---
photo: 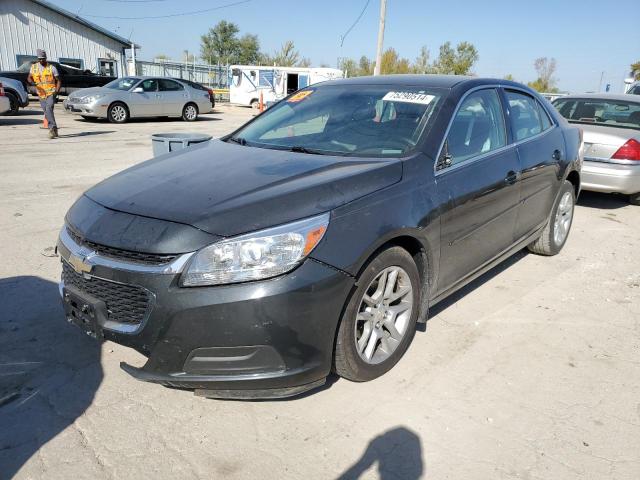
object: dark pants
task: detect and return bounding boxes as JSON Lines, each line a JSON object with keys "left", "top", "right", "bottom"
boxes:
{"left": 39, "top": 95, "right": 57, "bottom": 130}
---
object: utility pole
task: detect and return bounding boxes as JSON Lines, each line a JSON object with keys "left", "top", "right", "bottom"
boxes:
{"left": 373, "top": 0, "right": 387, "bottom": 76}
{"left": 598, "top": 71, "right": 604, "bottom": 92}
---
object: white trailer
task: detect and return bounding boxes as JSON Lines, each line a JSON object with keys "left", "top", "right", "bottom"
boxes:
{"left": 229, "top": 65, "right": 343, "bottom": 107}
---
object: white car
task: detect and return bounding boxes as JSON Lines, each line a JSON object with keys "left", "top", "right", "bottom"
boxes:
{"left": 0, "top": 83, "right": 12, "bottom": 114}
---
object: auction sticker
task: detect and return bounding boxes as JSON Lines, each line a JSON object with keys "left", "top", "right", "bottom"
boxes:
{"left": 287, "top": 90, "right": 314, "bottom": 103}
{"left": 382, "top": 91, "right": 435, "bottom": 105}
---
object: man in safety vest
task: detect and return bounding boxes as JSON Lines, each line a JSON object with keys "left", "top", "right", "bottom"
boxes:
{"left": 27, "top": 49, "right": 61, "bottom": 139}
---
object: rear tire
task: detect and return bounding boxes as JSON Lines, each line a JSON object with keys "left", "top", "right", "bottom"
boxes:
{"left": 182, "top": 103, "right": 198, "bottom": 121}
{"left": 629, "top": 193, "right": 640, "bottom": 206}
{"left": 528, "top": 180, "right": 575, "bottom": 256}
{"left": 250, "top": 99, "right": 259, "bottom": 109}
{"left": 333, "top": 247, "right": 420, "bottom": 382}
{"left": 108, "top": 102, "right": 129, "bottom": 123}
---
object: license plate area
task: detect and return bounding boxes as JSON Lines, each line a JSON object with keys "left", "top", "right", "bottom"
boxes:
{"left": 62, "top": 285, "right": 107, "bottom": 338}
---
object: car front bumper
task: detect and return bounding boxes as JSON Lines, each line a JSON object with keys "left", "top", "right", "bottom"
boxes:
{"left": 56, "top": 228, "right": 354, "bottom": 399}
{"left": 581, "top": 160, "right": 640, "bottom": 195}
{"left": 63, "top": 99, "right": 108, "bottom": 118}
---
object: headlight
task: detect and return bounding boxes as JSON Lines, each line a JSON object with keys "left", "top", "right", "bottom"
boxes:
{"left": 82, "top": 94, "right": 104, "bottom": 104}
{"left": 181, "top": 213, "right": 330, "bottom": 286}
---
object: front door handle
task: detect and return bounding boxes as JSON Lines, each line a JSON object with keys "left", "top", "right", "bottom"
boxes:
{"left": 505, "top": 171, "right": 518, "bottom": 185}
{"left": 552, "top": 149, "right": 561, "bottom": 161}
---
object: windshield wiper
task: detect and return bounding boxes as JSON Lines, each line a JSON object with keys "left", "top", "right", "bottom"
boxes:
{"left": 289, "top": 145, "right": 322, "bottom": 154}
{"left": 227, "top": 136, "right": 247, "bottom": 145}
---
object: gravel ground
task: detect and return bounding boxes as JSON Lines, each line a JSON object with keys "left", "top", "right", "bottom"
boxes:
{"left": 0, "top": 103, "right": 639, "bottom": 480}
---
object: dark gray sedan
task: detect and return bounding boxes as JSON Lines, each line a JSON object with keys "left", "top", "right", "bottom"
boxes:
{"left": 63, "top": 76, "right": 213, "bottom": 123}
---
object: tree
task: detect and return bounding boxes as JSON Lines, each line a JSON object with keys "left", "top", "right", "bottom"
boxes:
{"left": 358, "top": 56, "right": 373, "bottom": 76}
{"left": 297, "top": 57, "right": 312, "bottom": 68}
{"left": 154, "top": 53, "right": 170, "bottom": 62}
{"left": 201, "top": 21, "right": 241, "bottom": 65}
{"left": 413, "top": 46, "right": 430, "bottom": 74}
{"left": 183, "top": 50, "right": 196, "bottom": 63}
{"left": 503, "top": 74, "right": 515, "bottom": 81}
{"left": 631, "top": 60, "right": 640, "bottom": 81}
{"left": 379, "top": 48, "right": 412, "bottom": 74}
{"left": 272, "top": 41, "right": 299, "bottom": 67}
{"left": 339, "top": 58, "right": 358, "bottom": 77}
{"left": 527, "top": 57, "right": 558, "bottom": 92}
{"left": 431, "top": 41, "right": 478, "bottom": 75}
{"left": 236, "top": 34, "right": 260, "bottom": 64}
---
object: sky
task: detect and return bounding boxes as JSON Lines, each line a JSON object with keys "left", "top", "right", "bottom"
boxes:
{"left": 53, "top": 0, "right": 639, "bottom": 93}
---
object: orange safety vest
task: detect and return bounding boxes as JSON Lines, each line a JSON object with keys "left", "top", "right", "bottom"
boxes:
{"left": 30, "top": 63, "right": 57, "bottom": 98}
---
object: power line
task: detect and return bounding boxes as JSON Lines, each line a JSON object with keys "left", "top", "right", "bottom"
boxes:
{"left": 340, "top": 0, "right": 371, "bottom": 48}
{"left": 83, "top": 0, "right": 253, "bottom": 19}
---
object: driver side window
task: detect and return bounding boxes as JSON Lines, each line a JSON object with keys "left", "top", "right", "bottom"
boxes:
{"left": 444, "top": 89, "right": 506, "bottom": 166}
{"left": 140, "top": 79, "right": 158, "bottom": 92}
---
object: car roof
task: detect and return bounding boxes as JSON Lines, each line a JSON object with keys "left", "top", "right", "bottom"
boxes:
{"left": 557, "top": 93, "right": 640, "bottom": 103}
{"left": 320, "top": 74, "right": 517, "bottom": 89}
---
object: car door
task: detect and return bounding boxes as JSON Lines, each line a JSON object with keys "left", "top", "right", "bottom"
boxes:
{"left": 129, "top": 79, "right": 162, "bottom": 117}
{"left": 158, "top": 79, "right": 188, "bottom": 115}
{"left": 436, "top": 88, "right": 521, "bottom": 293}
{"left": 504, "top": 89, "right": 565, "bottom": 240}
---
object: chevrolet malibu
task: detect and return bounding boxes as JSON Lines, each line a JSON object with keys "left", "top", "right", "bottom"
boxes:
{"left": 58, "top": 76, "right": 582, "bottom": 399}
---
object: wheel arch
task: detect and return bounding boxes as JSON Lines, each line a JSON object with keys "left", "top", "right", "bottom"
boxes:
{"left": 566, "top": 169, "right": 580, "bottom": 198}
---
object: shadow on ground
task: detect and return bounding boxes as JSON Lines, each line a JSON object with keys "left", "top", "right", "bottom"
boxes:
{"left": 75, "top": 115, "right": 221, "bottom": 124}
{"left": 0, "top": 276, "right": 102, "bottom": 479}
{"left": 0, "top": 118, "right": 42, "bottom": 126}
{"left": 337, "top": 427, "right": 424, "bottom": 479}
{"left": 57, "top": 131, "right": 115, "bottom": 139}
{"left": 577, "top": 190, "right": 630, "bottom": 210}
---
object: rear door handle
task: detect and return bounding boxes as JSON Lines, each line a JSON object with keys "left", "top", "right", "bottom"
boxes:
{"left": 552, "top": 149, "right": 561, "bottom": 161}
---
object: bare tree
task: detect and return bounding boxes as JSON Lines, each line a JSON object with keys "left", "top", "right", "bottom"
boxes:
{"left": 529, "top": 57, "right": 558, "bottom": 92}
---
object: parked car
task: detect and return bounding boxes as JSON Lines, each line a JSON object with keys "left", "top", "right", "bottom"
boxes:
{"left": 0, "top": 60, "right": 116, "bottom": 96}
{"left": 553, "top": 94, "right": 640, "bottom": 204}
{"left": 174, "top": 78, "right": 216, "bottom": 109}
{"left": 0, "top": 83, "right": 11, "bottom": 114}
{"left": 63, "top": 76, "right": 213, "bottom": 123}
{"left": 0, "top": 76, "right": 29, "bottom": 115}
{"left": 57, "top": 76, "right": 582, "bottom": 399}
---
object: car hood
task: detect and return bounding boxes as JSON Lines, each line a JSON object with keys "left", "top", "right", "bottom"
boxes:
{"left": 85, "top": 139, "right": 403, "bottom": 237}
{"left": 69, "top": 87, "right": 109, "bottom": 99}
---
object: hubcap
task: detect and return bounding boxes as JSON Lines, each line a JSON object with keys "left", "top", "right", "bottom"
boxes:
{"left": 112, "top": 106, "right": 126, "bottom": 122}
{"left": 354, "top": 266, "right": 413, "bottom": 365}
{"left": 185, "top": 106, "right": 196, "bottom": 119}
{"left": 553, "top": 191, "right": 574, "bottom": 245}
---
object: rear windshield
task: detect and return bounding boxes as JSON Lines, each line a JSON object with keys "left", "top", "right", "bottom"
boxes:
{"left": 104, "top": 77, "right": 140, "bottom": 90}
{"left": 229, "top": 85, "right": 444, "bottom": 157}
{"left": 553, "top": 98, "right": 640, "bottom": 130}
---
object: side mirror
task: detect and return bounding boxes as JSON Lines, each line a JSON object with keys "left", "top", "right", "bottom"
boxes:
{"left": 131, "top": 87, "right": 143, "bottom": 93}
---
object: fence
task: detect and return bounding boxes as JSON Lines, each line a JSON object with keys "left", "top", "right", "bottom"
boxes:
{"left": 127, "top": 59, "right": 230, "bottom": 101}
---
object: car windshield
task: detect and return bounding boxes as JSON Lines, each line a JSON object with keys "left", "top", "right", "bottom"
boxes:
{"left": 104, "top": 77, "right": 140, "bottom": 91}
{"left": 229, "top": 85, "right": 444, "bottom": 157}
{"left": 553, "top": 97, "right": 640, "bottom": 130}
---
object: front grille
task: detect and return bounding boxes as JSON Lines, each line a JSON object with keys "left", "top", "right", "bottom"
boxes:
{"left": 62, "top": 262, "right": 151, "bottom": 326}
{"left": 67, "top": 227, "right": 177, "bottom": 265}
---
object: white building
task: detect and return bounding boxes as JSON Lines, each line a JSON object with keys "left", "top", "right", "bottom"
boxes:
{"left": 0, "top": 0, "right": 136, "bottom": 77}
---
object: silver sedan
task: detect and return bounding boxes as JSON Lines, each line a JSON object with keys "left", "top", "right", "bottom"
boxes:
{"left": 63, "top": 76, "right": 213, "bottom": 123}
{"left": 553, "top": 93, "right": 640, "bottom": 205}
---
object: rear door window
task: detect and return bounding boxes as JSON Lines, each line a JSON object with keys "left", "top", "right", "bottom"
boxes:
{"left": 159, "top": 79, "right": 184, "bottom": 91}
{"left": 445, "top": 88, "right": 507, "bottom": 165}
{"left": 505, "top": 90, "right": 543, "bottom": 141}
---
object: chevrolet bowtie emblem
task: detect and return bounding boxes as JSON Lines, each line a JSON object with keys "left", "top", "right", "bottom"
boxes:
{"left": 68, "top": 252, "right": 93, "bottom": 274}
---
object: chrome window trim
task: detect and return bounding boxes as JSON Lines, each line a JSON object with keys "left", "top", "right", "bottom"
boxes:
{"left": 57, "top": 226, "right": 195, "bottom": 275}
{"left": 434, "top": 84, "right": 559, "bottom": 177}
{"left": 584, "top": 155, "right": 640, "bottom": 166}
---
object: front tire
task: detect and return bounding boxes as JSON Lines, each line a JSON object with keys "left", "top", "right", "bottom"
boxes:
{"left": 108, "top": 102, "right": 129, "bottom": 123}
{"left": 182, "top": 103, "right": 198, "bottom": 121}
{"left": 629, "top": 192, "right": 640, "bottom": 206}
{"left": 528, "top": 180, "right": 575, "bottom": 256}
{"left": 334, "top": 247, "right": 420, "bottom": 382}
{"left": 2, "top": 91, "right": 19, "bottom": 115}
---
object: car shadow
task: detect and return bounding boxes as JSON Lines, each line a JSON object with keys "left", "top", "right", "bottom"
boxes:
{"left": 337, "top": 426, "right": 424, "bottom": 479}
{"left": 576, "top": 190, "right": 630, "bottom": 210}
{"left": 0, "top": 118, "right": 43, "bottom": 126}
{"left": 0, "top": 276, "right": 102, "bottom": 478}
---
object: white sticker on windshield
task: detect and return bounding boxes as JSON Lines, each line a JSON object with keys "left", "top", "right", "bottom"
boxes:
{"left": 382, "top": 91, "right": 435, "bottom": 105}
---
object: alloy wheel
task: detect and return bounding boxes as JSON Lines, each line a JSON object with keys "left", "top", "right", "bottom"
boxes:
{"left": 111, "top": 105, "right": 126, "bottom": 122}
{"left": 184, "top": 105, "right": 197, "bottom": 120}
{"left": 354, "top": 266, "right": 413, "bottom": 365}
{"left": 553, "top": 191, "right": 573, "bottom": 246}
